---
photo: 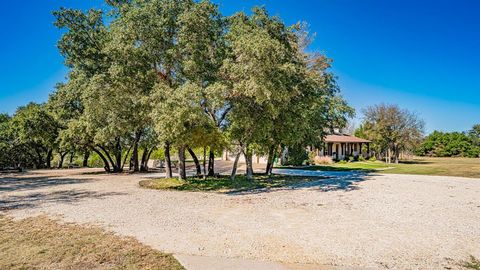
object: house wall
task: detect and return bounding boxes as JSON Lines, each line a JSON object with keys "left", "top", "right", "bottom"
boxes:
{"left": 318, "top": 142, "right": 367, "bottom": 160}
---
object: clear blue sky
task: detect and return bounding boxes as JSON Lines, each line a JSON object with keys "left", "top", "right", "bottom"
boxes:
{"left": 1, "top": 0, "right": 479, "bottom": 133}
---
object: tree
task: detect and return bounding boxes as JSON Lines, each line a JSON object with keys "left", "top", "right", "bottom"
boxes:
{"left": 357, "top": 104, "right": 424, "bottom": 163}
{"left": 1, "top": 1, "right": 354, "bottom": 176}
{"left": 150, "top": 82, "right": 212, "bottom": 179}
{"left": 8, "top": 103, "right": 59, "bottom": 168}
{"left": 416, "top": 130, "right": 480, "bottom": 158}
{"left": 469, "top": 124, "right": 480, "bottom": 148}
{"left": 224, "top": 8, "right": 353, "bottom": 178}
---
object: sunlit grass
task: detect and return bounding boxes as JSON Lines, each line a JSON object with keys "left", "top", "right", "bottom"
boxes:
{"left": 139, "top": 174, "right": 327, "bottom": 193}
{"left": 0, "top": 215, "right": 184, "bottom": 270}
{"left": 278, "top": 157, "right": 480, "bottom": 178}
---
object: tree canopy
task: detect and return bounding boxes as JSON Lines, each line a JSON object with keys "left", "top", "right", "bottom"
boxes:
{"left": 1, "top": 0, "right": 355, "bottom": 178}
{"left": 355, "top": 104, "right": 424, "bottom": 163}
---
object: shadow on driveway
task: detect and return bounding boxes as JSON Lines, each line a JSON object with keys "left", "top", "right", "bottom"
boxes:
{"left": 0, "top": 176, "right": 93, "bottom": 192}
{"left": 226, "top": 169, "right": 375, "bottom": 195}
{"left": 0, "top": 189, "right": 126, "bottom": 211}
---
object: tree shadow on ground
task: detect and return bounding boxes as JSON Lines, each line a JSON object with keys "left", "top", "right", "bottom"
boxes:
{"left": 226, "top": 172, "right": 373, "bottom": 195}
{"left": 0, "top": 189, "right": 126, "bottom": 211}
{"left": 0, "top": 176, "right": 93, "bottom": 192}
{"left": 140, "top": 172, "right": 374, "bottom": 195}
{"left": 398, "top": 160, "right": 432, "bottom": 165}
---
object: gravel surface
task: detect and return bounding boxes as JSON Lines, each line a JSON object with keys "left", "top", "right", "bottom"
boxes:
{"left": 1, "top": 166, "right": 479, "bottom": 269}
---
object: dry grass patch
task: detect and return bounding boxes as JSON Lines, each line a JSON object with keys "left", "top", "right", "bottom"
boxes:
{"left": 0, "top": 215, "right": 184, "bottom": 270}
{"left": 463, "top": 256, "right": 480, "bottom": 270}
{"left": 280, "top": 157, "right": 480, "bottom": 178}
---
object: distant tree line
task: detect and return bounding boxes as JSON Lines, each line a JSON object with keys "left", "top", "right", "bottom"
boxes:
{"left": 0, "top": 0, "right": 354, "bottom": 179}
{"left": 415, "top": 125, "right": 480, "bottom": 158}
{"left": 354, "top": 104, "right": 480, "bottom": 161}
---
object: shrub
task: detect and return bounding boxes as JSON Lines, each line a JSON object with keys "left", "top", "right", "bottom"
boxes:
{"left": 348, "top": 156, "right": 355, "bottom": 162}
{"left": 314, "top": 155, "right": 333, "bottom": 165}
{"left": 338, "top": 160, "right": 347, "bottom": 164}
{"left": 285, "top": 145, "right": 308, "bottom": 166}
{"left": 358, "top": 155, "right": 365, "bottom": 161}
{"left": 308, "top": 151, "right": 316, "bottom": 164}
{"left": 369, "top": 156, "right": 377, "bottom": 162}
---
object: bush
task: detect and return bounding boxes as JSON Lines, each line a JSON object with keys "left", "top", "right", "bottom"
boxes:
{"left": 314, "top": 155, "right": 333, "bottom": 165}
{"left": 308, "top": 151, "right": 316, "bottom": 164}
{"left": 358, "top": 155, "right": 365, "bottom": 161}
{"left": 338, "top": 160, "right": 347, "bottom": 164}
{"left": 285, "top": 145, "right": 308, "bottom": 166}
{"left": 369, "top": 156, "right": 377, "bottom": 162}
{"left": 348, "top": 156, "right": 355, "bottom": 162}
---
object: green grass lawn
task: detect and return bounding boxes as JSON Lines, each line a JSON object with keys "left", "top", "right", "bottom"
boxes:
{"left": 139, "top": 174, "right": 327, "bottom": 193}
{"left": 278, "top": 157, "right": 480, "bottom": 178}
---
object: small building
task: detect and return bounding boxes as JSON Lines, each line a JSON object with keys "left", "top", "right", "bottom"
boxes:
{"left": 316, "top": 133, "right": 371, "bottom": 160}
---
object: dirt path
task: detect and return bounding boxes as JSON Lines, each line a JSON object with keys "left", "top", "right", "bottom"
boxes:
{"left": 1, "top": 166, "right": 479, "bottom": 269}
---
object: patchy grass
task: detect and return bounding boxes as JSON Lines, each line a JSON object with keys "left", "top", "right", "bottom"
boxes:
{"left": 462, "top": 256, "right": 480, "bottom": 269}
{"left": 278, "top": 157, "right": 480, "bottom": 178}
{"left": 0, "top": 215, "right": 184, "bottom": 270}
{"left": 139, "top": 174, "right": 327, "bottom": 193}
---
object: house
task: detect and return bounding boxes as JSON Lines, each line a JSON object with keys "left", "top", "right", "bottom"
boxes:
{"left": 315, "top": 133, "right": 371, "bottom": 160}
{"left": 221, "top": 133, "right": 372, "bottom": 164}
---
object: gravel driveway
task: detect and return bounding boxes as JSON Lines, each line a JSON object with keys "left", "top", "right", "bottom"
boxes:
{"left": 1, "top": 167, "right": 479, "bottom": 269}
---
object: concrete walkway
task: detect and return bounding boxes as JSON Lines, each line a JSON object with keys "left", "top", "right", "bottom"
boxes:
{"left": 174, "top": 254, "right": 369, "bottom": 270}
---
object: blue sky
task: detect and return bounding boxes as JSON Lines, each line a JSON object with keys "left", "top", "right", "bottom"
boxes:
{"left": 0, "top": 0, "right": 479, "bottom": 133}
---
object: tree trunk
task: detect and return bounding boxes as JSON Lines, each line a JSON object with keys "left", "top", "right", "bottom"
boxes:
{"left": 164, "top": 142, "right": 172, "bottom": 178}
{"left": 267, "top": 148, "right": 277, "bottom": 176}
{"left": 46, "top": 149, "right": 53, "bottom": 169}
{"left": 114, "top": 138, "right": 122, "bottom": 172}
{"left": 207, "top": 149, "right": 215, "bottom": 176}
{"left": 35, "top": 149, "right": 44, "bottom": 169}
{"left": 230, "top": 151, "right": 241, "bottom": 181}
{"left": 121, "top": 143, "right": 133, "bottom": 171}
{"left": 202, "top": 146, "right": 207, "bottom": 179}
{"left": 92, "top": 147, "right": 111, "bottom": 172}
{"left": 177, "top": 145, "right": 186, "bottom": 180}
{"left": 132, "top": 141, "right": 139, "bottom": 172}
{"left": 187, "top": 147, "right": 201, "bottom": 176}
{"left": 98, "top": 145, "right": 115, "bottom": 171}
{"left": 82, "top": 150, "right": 90, "bottom": 167}
{"left": 131, "top": 131, "right": 142, "bottom": 172}
{"left": 57, "top": 152, "right": 67, "bottom": 169}
{"left": 140, "top": 148, "right": 149, "bottom": 172}
{"left": 69, "top": 151, "right": 75, "bottom": 164}
{"left": 265, "top": 145, "right": 275, "bottom": 175}
{"left": 244, "top": 147, "right": 254, "bottom": 180}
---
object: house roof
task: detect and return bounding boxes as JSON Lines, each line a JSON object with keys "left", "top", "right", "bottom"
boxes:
{"left": 324, "top": 134, "right": 371, "bottom": 143}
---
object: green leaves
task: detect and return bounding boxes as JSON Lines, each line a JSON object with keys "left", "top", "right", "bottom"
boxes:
{"left": 1, "top": 1, "right": 355, "bottom": 171}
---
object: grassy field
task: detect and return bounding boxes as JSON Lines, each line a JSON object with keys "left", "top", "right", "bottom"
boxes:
{"left": 279, "top": 157, "right": 480, "bottom": 178}
{"left": 139, "top": 174, "right": 326, "bottom": 193}
{"left": 0, "top": 215, "right": 184, "bottom": 270}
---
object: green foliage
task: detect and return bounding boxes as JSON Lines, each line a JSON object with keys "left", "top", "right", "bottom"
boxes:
{"left": 2, "top": 1, "right": 355, "bottom": 175}
{"left": 285, "top": 145, "right": 308, "bottom": 166}
{"left": 139, "top": 174, "right": 326, "bottom": 193}
{"left": 462, "top": 255, "right": 480, "bottom": 270}
{"left": 3, "top": 103, "right": 59, "bottom": 168}
{"left": 416, "top": 130, "right": 480, "bottom": 158}
{"left": 356, "top": 104, "right": 424, "bottom": 163}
